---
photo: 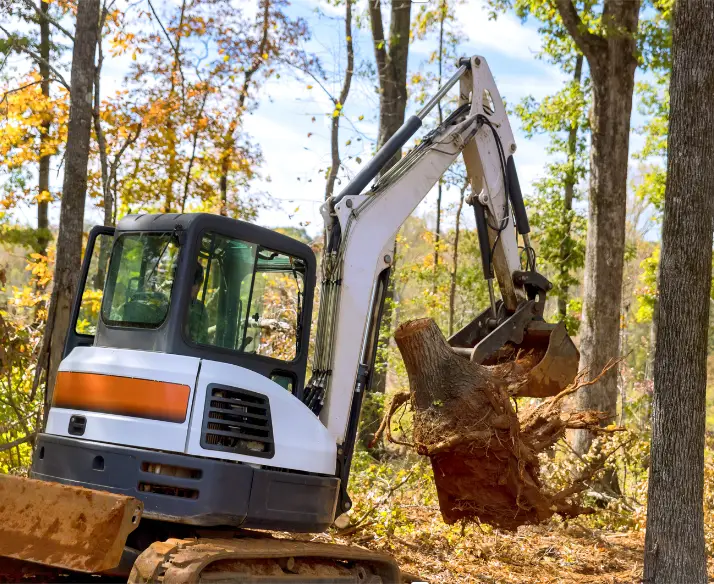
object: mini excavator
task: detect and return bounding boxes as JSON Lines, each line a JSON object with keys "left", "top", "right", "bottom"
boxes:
{"left": 0, "top": 56, "right": 578, "bottom": 582}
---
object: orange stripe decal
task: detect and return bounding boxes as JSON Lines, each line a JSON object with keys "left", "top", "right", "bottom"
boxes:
{"left": 53, "top": 372, "right": 191, "bottom": 423}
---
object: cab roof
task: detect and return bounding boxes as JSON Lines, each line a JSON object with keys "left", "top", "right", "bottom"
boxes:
{"left": 117, "top": 213, "right": 315, "bottom": 262}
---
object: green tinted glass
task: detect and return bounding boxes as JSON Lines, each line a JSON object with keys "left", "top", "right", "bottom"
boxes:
{"left": 75, "top": 232, "right": 113, "bottom": 336}
{"left": 101, "top": 233, "right": 179, "bottom": 328}
{"left": 189, "top": 232, "right": 257, "bottom": 350}
{"left": 188, "top": 232, "right": 305, "bottom": 361}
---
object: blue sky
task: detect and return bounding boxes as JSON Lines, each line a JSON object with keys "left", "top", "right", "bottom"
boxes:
{"left": 7, "top": 0, "right": 653, "bottom": 236}
{"left": 238, "top": 0, "right": 568, "bottom": 236}
{"left": 234, "top": 0, "right": 651, "bottom": 237}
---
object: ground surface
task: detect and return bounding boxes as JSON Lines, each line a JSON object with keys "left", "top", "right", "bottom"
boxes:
{"left": 4, "top": 522, "right": 713, "bottom": 583}
{"left": 309, "top": 525, "right": 645, "bottom": 583}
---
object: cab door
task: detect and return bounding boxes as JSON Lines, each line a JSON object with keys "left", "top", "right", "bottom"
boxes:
{"left": 63, "top": 226, "right": 115, "bottom": 359}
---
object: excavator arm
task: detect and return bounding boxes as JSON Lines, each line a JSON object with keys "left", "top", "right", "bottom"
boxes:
{"left": 304, "top": 55, "right": 579, "bottom": 515}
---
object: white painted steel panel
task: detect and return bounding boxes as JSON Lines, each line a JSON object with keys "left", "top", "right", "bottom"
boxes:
{"left": 46, "top": 346, "right": 200, "bottom": 452}
{"left": 186, "top": 359, "right": 336, "bottom": 475}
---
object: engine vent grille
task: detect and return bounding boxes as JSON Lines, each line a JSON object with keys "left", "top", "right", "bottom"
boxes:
{"left": 200, "top": 384, "right": 274, "bottom": 459}
{"left": 138, "top": 482, "right": 199, "bottom": 499}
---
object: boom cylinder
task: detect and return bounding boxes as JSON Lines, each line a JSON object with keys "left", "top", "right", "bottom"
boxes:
{"left": 332, "top": 63, "right": 469, "bottom": 205}
{"left": 506, "top": 156, "right": 530, "bottom": 235}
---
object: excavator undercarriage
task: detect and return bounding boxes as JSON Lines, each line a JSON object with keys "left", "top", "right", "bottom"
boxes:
{"left": 129, "top": 538, "right": 401, "bottom": 583}
{"left": 0, "top": 476, "right": 401, "bottom": 583}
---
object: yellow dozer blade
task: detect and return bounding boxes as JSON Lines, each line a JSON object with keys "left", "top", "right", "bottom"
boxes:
{"left": 0, "top": 474, "right": 142, "bottom": 573}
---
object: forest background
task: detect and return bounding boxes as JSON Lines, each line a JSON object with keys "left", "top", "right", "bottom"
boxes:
{"left": 0, "top": 0, "right": 703, "bottom": 581}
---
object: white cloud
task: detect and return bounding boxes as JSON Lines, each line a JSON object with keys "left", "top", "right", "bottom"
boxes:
{"left": 456, "top": 1, "right": 543, "bottom": 62}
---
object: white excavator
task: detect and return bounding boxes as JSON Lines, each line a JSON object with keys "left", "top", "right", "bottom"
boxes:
{"left": 0, "top": 56, "right": 578, "bottom": 582}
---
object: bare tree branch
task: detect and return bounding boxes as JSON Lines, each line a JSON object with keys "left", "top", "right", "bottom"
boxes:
{"left": 219, "top": 0, "right": 272, "bottom": 215}
{"left": 0, "top": 80, "right": 43, "bottom": 107}
{"left": 93, "top": 2, "right": 111, "bottom": 224}
{"left": 19, "top": 0, "right": 75, "bottom": 40}
{"left": 0, "top": 24, "right": 70, "bottom": 90}
{"left": 325, "top": 0, "right": 354, "bottom": 199}
{"left": 554, "top": 0, "right": 606, "bottom": 61}
{"left": 181, "top": 88, "right": 209, "bottom": 212}
{"left": 109, "top": 122, "right": 142, "bottom": 210}
{"left": 146, "top": 0, "right": 178, "bottom": 54}
{"left": 147, "top": 0, "right": 188, "bottom": 109}
{"left": 367, "top": 0, "right": 388, "bottom": 93}
{"left": 337, "top": 469, "right": 415, "bottom": 534}
{"left": 0, "top": 434, "right": 36, "bottom": 453}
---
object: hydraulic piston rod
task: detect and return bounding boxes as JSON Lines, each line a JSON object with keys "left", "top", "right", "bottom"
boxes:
{"left": 332, "top": 62, "right": 469, "bottom": 205}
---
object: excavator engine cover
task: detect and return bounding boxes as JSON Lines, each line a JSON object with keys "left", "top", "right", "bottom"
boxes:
{"left": 0, "top": 474, "right": 143, "bottom": 574}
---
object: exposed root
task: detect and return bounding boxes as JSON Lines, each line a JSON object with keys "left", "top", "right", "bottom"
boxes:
{"left": 387, "top": 318, "right": 624, "bottom": 531}
{"left": 369, "top": 392, "right": 410, "bottom": 449}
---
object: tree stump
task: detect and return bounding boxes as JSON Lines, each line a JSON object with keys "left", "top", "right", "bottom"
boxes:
{"left": 393, "top": 318, "right": 611, "bottom": 530}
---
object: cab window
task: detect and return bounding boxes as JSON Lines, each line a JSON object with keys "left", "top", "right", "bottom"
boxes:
{"left": 101, "top": 232, "right": 179, "bottom": 328}
{"left": 188, "top": 231, "right": 305, "bottom": 361}
{"left": 75, "top": 231, "right": 113, "bottom": 335}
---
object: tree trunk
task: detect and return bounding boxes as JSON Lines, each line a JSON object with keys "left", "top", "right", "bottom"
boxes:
{"left": 92, "top": 9, "right": 111, "bottom": 227}
{"left": 368, "top": 0, "right": 411, "bottom": 167}
{"left": 37, "top": 0, "right": 51, "bottom": 255}
{"left": 448, "top": 180, "right": 467, "bottom": 336}
{"left": 367, "top": 0, "right": 412, "bottom": 394}
{"left": 325, "top": 0, "right": 353, "bottom": 200}
{"left": 557, "top": 54, "right": 583, "bottom": 321}
{"left": 643, "top": 3, "right": 714, "bottom": 580}
{"left": 432, "top": 0, "right": 445, "bottom": 293}
{"left": 555, "top": 0, "right": 641, "bottom": 455}
{"left": 392, "top": 318, "right": 610, "bottom": 529}
{"left": 92, "top": 17, "right": 112, "bottom": 291}
{"left": 180, "top": 90, "right": 208, "bottom": 213}
{"left": 107, "top": 123, "right": 141, "bottom": 225}
{"left": 160, "top": 0, "right": 186, "bottom": 215}
{"left": 645, "top": 261, "right": 660, "bottom": 383}
{"left": 43, "top": 0, "right": 100, "bottom": 410}
{"left": 219, "top": 0, "right": 271, "bottom": 216}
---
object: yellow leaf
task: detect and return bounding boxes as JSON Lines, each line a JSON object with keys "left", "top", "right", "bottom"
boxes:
{"left": 262, "top": 53, "right": 268, "bottom": 59}
{"left": 307, "top": 85, "right": 313, "bottom": 90}
{"left": 358, "top": 114, "right": 364, "bottom": 121}
{"left": 223, "top": 54, "right": 229, "bottom": 62}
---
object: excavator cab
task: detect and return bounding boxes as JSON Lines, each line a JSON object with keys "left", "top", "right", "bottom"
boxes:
{"left": 64, "top": 214, "right": 315, "bottom": 394}
{"left": 8, "top": 213, "right": 358, "bottom": 574}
